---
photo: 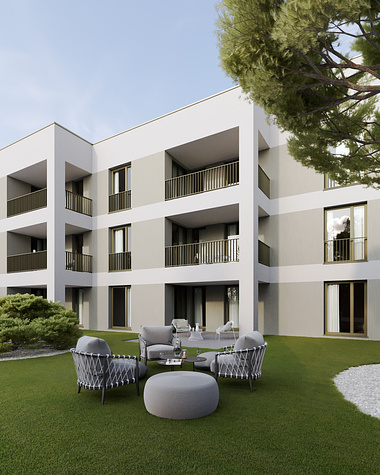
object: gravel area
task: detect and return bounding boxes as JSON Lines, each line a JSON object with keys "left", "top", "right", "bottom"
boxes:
{"left": 334, "top": 364, "right": 380, "bottom": 420}
{"left": 0, "top": 347, "right": 69, "bottom": 361}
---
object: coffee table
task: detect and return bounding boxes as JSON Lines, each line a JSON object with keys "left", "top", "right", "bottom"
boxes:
{"left": 158, "top": 353, "right": 206, "bottom": 371}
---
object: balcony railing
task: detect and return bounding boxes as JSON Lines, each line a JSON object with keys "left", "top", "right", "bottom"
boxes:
{"left": 324, "top": 237, "right": 367, "bottom": 263}
{"left": 7, "top": 250, "right": 47, "bottom": 273}
{"left": 7, "top": 188, "right": 47, "bottom": 217}
{"left": 258, "top": 166, "right": 270, "bottom": 198}
{"left": 109, "top": 190, "right": 131, "bottom": 212}
{"left": 109, "top": 251, "right": 132, "bottom": 271}
{"left": 65, "top": 190, "right": 92, "bottom": 216}
{"left": 165, "top": 238, "right": 239, "bottom": 267}
{"left": 258, "top": 240, "right": 270, "bottom": 266}
{"left": 165, "top": 161, "right": 239, "bottom": 200}
{"left": 65, "top": 251, "right": 92, "bottom": 273}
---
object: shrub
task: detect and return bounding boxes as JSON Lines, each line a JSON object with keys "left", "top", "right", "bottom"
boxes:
{"left": 0, "top": 294, "right": 82, "bottom": 351}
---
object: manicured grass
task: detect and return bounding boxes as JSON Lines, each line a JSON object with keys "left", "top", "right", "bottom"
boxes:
{"left": 1, "top": 331, "right": 380, "bottom": 474}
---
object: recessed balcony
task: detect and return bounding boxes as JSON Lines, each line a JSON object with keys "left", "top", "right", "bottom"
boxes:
{"left": 65, "top": 190, "right": 92, "bottom": 216}
{"left": 7, "top": 188, "right": 47, "bottom": 217}
{"left": 165, "top": 238, "right": 239, "bottom": 267}
{"left": 165, "top": 161, "right": 239, "bottom": 200}
{"left": 65, "top": 251, "right": 92, "bottom": 273}
{"left": 7, "top": 250, "right": 47, "bottom": 273}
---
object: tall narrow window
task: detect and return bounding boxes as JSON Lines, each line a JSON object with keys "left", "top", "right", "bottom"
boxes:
{"left": 325, "top": 282, "right": 366, "bottom": 336}
{"left": 111, "top": 286, "right": 131, "bottom": 329}
{"left": 110, "top": 164, "right": 131, "bottom": 212}
{"left": 325, "top": 204, "right": 366, "bottom": 263}
{"left": 227, "top": 286, "right": 239, "bottom": 328}
{"left": 109, "top": 225, "right": 131, "bottom": 271}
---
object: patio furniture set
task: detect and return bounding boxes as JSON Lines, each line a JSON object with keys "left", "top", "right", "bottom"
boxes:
{"left": 70, "top": 323, "right": 267, "bottom": 419}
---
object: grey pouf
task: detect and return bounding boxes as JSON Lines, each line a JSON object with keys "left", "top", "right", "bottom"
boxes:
{"left": 143, "top": 371, "right": 219, "bottom": 419}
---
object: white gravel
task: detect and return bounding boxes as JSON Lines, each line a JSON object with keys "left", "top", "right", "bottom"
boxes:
{"left": 334, "top": 364, "right": 380, "bottom": 419}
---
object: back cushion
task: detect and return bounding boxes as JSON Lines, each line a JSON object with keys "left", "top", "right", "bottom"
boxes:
{"left": 141, "top": 325, "right": 173, "bottom": 345}
{"left": 234, "top": 332, "right": 264, "bottom": 351}
{"left": 76, "top": 336, "right": 112, "bottom": 355}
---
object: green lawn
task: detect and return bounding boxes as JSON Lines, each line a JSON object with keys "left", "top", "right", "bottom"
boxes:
{"left": 1, "top": 332, "right": 379, "bottom": 474}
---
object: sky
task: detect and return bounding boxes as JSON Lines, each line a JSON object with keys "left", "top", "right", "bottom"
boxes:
{"left": 0, "top": 0, "right": 234, "bottom": 149}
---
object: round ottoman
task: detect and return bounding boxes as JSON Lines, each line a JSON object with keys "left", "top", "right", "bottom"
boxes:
{"left": 143, "top": 371, "right": 219, "bottom": 419}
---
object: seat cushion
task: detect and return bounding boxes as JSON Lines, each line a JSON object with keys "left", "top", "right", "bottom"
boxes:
{"left": 141, "top": 325, "right": 173, "bottom": 345}
{"left": 76, "top": 336, "right": 112, "bottom": 355}
{"left": 146, "top": 344, "right": 174, "bottom": 360}
{"left": 210, "top": 354, "right": 235, "bottom": 373}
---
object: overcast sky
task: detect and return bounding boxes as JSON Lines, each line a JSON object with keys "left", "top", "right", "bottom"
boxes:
{"left": 0, "top": 0, "right": 234, "bottom": 149}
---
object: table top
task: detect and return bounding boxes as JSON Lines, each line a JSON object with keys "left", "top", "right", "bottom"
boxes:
{"left": 158, "top": 353, "right": 206, "bottom": 364}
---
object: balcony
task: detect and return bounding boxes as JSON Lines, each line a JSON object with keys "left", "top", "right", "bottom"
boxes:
{"left": 324, "top": 237, "right": 367, "bottom": 263}
{"left": 65, "top": 190, "right": 92, "bottom": 216}
{"left": 109, "top": 251, "right": 132, "bottom": 271}
{"left": 165, "top": 161, "right": 239, "bottom": 200}
{"left": 258, "top": 166, "right": 270, "bottom": 198}
{"left": 109, "top": 190, "right": 131, "bottom": 213}
{"left": 258, "top": 240, "right": 270, "bottom": 266}
{"left": 7, "top": 188, "right": 47, "bottom": 217}
{"left": 7, "top": 250, "right": 47, "bottom": 273}
{"left": 65, "top": 251, "right": 92, "bottom": 273}
{"left": 165, "top": 238, "right": 239, "bottom": 267}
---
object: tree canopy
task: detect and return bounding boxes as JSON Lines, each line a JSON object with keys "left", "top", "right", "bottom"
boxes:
{"left": 216, "top": 0, "right": 380, "bottom": 186}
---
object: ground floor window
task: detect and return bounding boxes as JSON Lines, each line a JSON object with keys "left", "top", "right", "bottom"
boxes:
{"left": 72, "top": 288, "right": 84, "bottom": 326}
{"left": 111, "top": 286, "right": 131, "bottom": 329}
{"left": 226, "top": 286, "right": 239, "bottom": 328}
{"left": 325, "top": 281, "right": 366, "bottom": 336}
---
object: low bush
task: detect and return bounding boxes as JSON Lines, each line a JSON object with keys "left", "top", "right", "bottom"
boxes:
{"left": 0, "top": 294, "right": 82, "bottom": 352}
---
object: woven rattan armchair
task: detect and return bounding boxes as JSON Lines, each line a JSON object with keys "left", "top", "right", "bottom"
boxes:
{"left": 210, "top": 332, "right": 267, "bottom": 392}
{"left": 71, "top": 336, "right": 142, "bottom": 404}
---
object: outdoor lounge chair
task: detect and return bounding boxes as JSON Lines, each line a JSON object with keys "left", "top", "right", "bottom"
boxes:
{"left": 171, "top": 319, "right": 191, "bottom": 333}
{"left": 210, "top": 331, "right": 267, "bottom": 392}
{"left": 71, "top": 336, "right": 146, "bottom": 404}
{"left": 215, "top": 320, "right": 235, "bottom": 340}
{"left": 138, "top": 325, "right": 175, "bottom": 364}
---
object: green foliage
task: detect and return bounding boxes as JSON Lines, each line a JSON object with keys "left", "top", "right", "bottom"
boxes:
{"left": 216, "top": 0, "right": 380, "bottom": 187}
{"left": 0, "top": 294, "right": 81, "bottom": 351}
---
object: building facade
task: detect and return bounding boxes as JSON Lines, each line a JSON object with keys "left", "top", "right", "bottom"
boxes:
{"left": 1, "top": 86, "right": 379, "bottom": 340}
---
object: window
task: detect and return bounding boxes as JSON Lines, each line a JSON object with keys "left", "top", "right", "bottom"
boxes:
{"left": 325, "top": 204, "right": 366, "bottom": 263}
{"left": 109, "top": 164, "right": 131, "bottom": 211}
{"left": 111, "top": 286, "right": 131, "bottom": 329}
{"left": 109, "top": 225, "right": 131, "bottom": 271}
{"left": 325, "top": 282, "right": 366, "bottom": 336}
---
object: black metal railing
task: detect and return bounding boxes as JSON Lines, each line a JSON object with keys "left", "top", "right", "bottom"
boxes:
{"left": 7, "top": 188, "right": 47, "bottom": 217}
{"left": 324, "top": 237, "right": 367, "bottom": 263}
{"left": 109, "top": 251, "right": 132, "bottom": 271}
{"left": 109, "top": 190, "right": 131, "bottom": 212}
{"left": 165, "top": 238, "right": 239, "bottom": 267}
{"left": 65, "top": 190, "right": 92, "bottom": 216}
{"left": 65, "top": 251, "right": 92, "bottom": 273}
{"left": 7, "top": 250, "right": 47, "bottom": 273}
{"left": 258, "top": 240, "right": 270, "bottom": 266}
{"left": 165, "top": 161, "right": 239, "bottom": 200}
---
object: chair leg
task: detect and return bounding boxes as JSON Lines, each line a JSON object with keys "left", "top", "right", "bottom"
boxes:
{"left": 77, "top": 385, "right": 81, "bottom": 394}
{"left": 101, "top": 386, "right": 106, "bottom": 405}
{"left": 248, "top": 375, "right": 253, "bottom": 393}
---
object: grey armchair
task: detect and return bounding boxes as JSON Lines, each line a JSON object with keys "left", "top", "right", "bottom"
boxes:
{"left": 71, "top": 336, "right": 147, "bottom": 404}
{"left": 210, "top": 331, "right": 267, "bottom": 392}
{"left": 138, "top": 325, "right": 175, "bottom": 364}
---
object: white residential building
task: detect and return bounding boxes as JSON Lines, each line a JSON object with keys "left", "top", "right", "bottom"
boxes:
{"left": 1, "top": 86, "right": 379, "bottom": 340}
